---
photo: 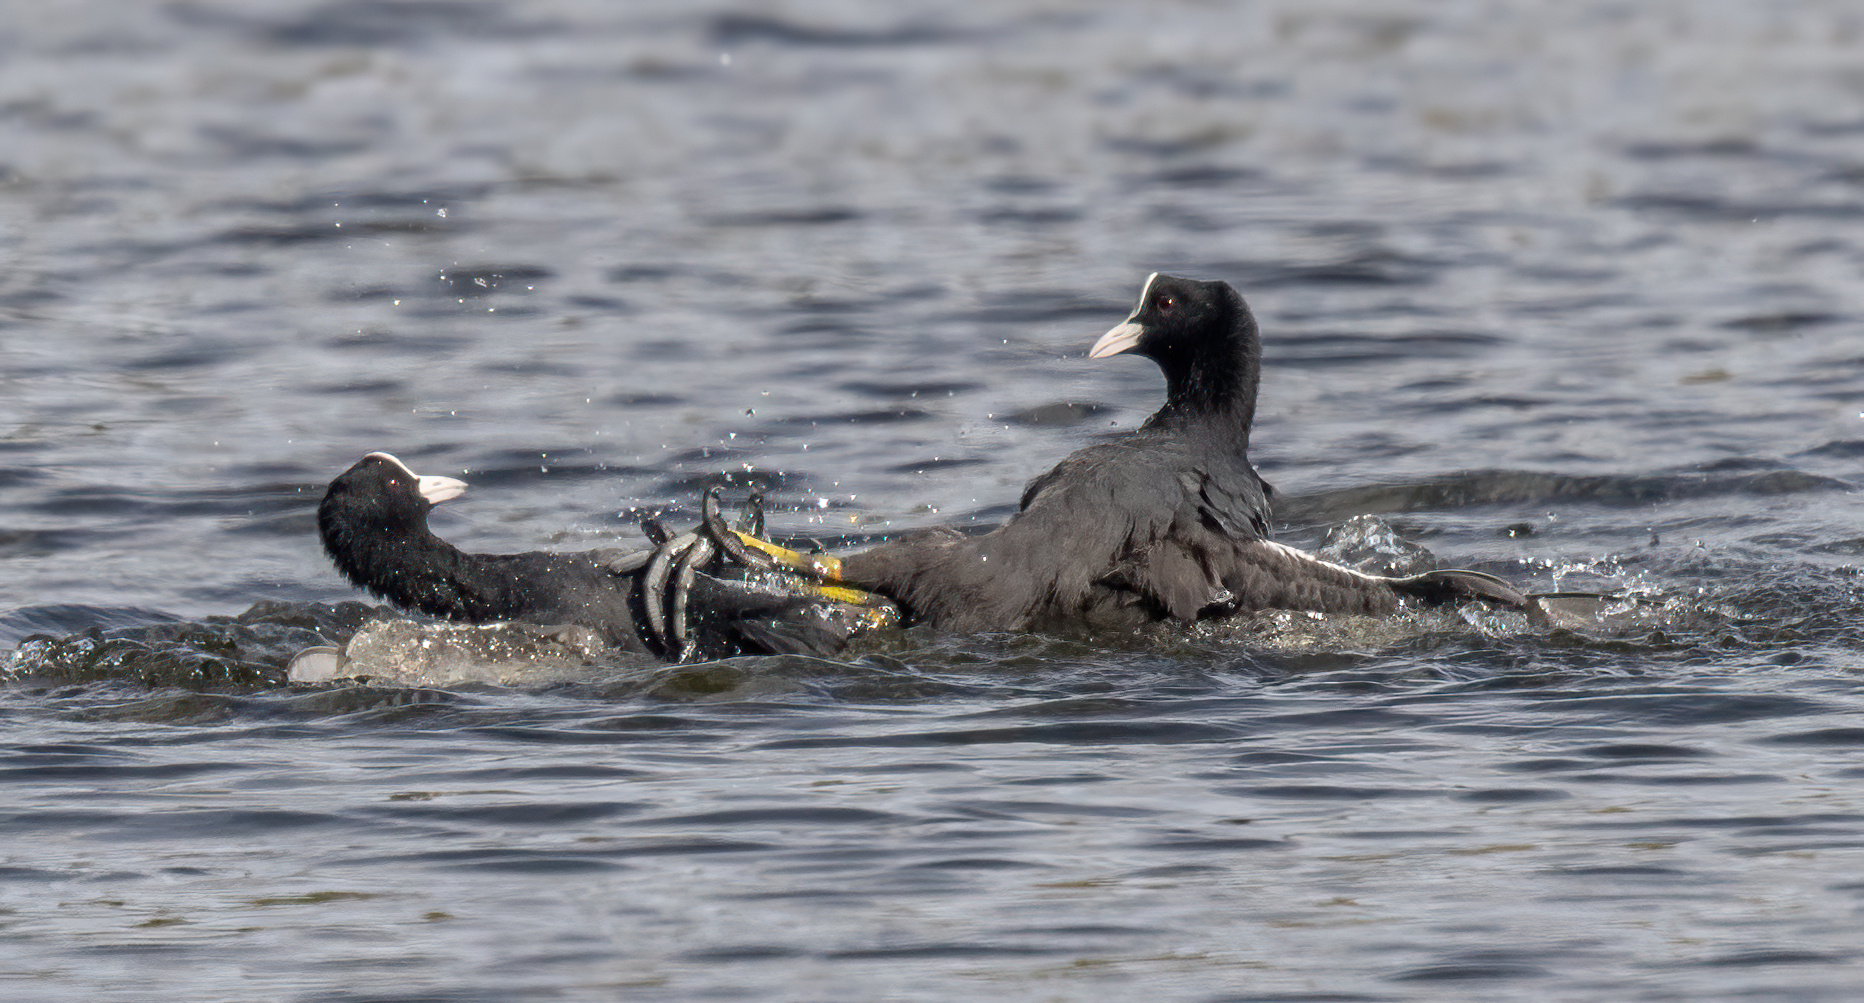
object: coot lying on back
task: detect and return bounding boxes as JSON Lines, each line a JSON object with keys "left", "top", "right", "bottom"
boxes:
{"left": 760, "top": 274, "right": 1525, "bottom": 631}
{"left": 317, "top": 452, "right": 894, "bottom": 660}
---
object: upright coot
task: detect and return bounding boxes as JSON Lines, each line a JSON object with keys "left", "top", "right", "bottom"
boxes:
{"left": 827, "top": 274, "right": 1523, "bottom": 630}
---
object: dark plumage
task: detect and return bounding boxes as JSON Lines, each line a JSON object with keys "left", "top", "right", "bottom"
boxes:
{"left": 835, "top": 274, "right": 1523, "bottom": 631}
{"left": 318, "top": 452, "right": 654, "bottom": 649}
{"left": 317, "top": 452, "right": 878, "bottom": 658}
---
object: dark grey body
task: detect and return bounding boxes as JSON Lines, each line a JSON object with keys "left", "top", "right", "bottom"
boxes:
{"left": 840, "top": 423, "right": 1414, "bottom": 632}
{"left": 324, "top": 525, "right": 651, "bottom": 651}
{"left": 840, "top": 275, "right": 1521, "bottom": 631}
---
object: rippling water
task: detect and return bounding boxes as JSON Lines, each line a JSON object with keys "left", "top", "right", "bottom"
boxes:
{"left": 3, "top": 1, "right": 1862, "bottom": 1000}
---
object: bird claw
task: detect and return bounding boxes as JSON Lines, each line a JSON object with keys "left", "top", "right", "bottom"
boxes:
{"left": 641, "top": 531, "right": 699, "bottom": 658}
{"left": 702, "top": 485, "right": 777, "bottom": 573}
{"left": 736, "top": 490, "right": 765, "bottom": 538}
{"left": 631, "top": 488, "right": 776, "bottom": 661}
{"left": 641, "top": 516, "right": 672, "bottom": 546}
{"left": 631, "top": 484, "right": 898, "bottom": 661}
{"left": 697, "top": 485, "right": 847, "bottom": 583}
{"left": 667, "top": 536, "right": 715, "bottom": 662}
{"left": 592, "top": 547, "right": 652, "bottom": 575}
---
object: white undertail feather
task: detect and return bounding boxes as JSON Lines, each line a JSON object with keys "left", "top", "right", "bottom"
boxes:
{"left": 1259, "top": 539, "right": 1384, "bottom": 583}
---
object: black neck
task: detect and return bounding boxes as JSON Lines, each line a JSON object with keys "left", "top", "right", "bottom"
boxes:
{"left": 1145, "top": 303, "right": 1260, "bottom": 449}
{"left": 326, "top": 519, "right": 508, "bottom": 622}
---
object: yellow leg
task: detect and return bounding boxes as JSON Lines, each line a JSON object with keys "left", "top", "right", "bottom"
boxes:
{"left": 727, "top": 531, "right": 897, "bottom": 630}
{"left": 731, "top": 530, "right": 846, "bottom": 582}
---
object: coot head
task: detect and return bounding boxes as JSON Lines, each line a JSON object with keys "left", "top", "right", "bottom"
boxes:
{"left": 1090, "top": 272, "right": 1260, "bottom": 434}
{"left": 318, "top": 452, "right": 467, "bottom": 576}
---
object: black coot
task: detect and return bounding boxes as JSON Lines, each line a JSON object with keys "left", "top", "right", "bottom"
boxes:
{"left": 317, "top": 452, "right": 883, "bottom": 658}
{"left": 833, "top": 273, "right": 1523, "bottom": 631}
{"left": 318, "top": 452, "right": 652, "bottom": 648}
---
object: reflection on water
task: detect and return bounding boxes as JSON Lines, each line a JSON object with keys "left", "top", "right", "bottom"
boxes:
{"left": 2, "top": 1, "right": 1863, "bottom": 1000}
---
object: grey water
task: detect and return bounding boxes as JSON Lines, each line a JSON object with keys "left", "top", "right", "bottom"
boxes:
{"left": 3, "top": 1, "right": 1863, "bottom": 1000}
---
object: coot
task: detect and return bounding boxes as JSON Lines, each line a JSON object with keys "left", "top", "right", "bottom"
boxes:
{"left": 316, "top": 452, "right": 893, "bottom": 659}
{"left": 777, "top": 274, "right": 1524, "bottom": 631}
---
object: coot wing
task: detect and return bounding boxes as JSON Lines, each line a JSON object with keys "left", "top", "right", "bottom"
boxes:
{"left": 1191, "top": 456, "right": 1273, "bottom": 540}
{"left": 1011, "top": 436, "right": 1271, "bottom": 625}
{"left": 984, "top": 439, "right": 1196, "bottom": 622}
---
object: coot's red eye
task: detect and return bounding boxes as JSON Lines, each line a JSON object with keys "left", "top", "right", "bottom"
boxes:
{"left": 1154, "top": 294, "right": 1175, "bottom": 315}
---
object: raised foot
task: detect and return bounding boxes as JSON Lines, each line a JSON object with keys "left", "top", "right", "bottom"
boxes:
{"left": 622, "top": 485, "right": 896, "bottom": 661}
{"left": 700, "top": 485, "right": 846, "bottom": 583}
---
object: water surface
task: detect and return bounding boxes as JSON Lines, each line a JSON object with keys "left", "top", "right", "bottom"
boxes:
{"left": 2, "top": 2, "right": 1862, "bottom": 1000}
